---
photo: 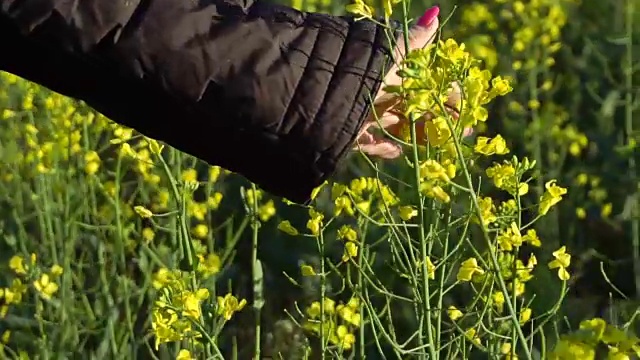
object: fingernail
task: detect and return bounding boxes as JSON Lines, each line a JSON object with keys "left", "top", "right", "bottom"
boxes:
{"left": 417, "top": 6, "right": 440, "bottom": 28}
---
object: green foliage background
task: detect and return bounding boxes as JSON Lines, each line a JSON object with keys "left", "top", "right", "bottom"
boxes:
{"left": 0, "top": 0, "right": 639, "bottom": 359}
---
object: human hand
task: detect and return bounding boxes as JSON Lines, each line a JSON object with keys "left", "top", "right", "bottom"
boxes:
{"left": 356, "top": 6, "right": 470, "bottom": 159}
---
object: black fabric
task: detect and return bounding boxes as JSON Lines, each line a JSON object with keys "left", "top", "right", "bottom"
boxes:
{"left": 0, "top": 0, "right": 395, "bottom": 203}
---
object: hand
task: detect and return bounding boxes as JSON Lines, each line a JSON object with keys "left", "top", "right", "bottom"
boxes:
{"left": 355, "top": 6, "right": 468, "bottom": 159}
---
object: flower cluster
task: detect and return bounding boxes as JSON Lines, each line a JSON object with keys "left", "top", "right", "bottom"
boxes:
{"left": 151, "top": 266, "right": 247, "bottom": 350}
{"left": 550, "top": 318, "right": 640, "bottom": 359}
{"left": 303, "top": 297, "right": 362, "bottom": 351}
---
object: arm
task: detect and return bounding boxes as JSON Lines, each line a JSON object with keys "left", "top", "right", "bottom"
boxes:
{"left": 0, "top": 0, "right": 394, "bottom": 203}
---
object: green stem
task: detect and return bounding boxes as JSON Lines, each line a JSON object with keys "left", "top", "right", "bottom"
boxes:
{"left": 250, "top": 184, "right": 263, "bottom": 360}
{"left": 398, "top": 1, "right": 437, "bottom": 357}
{"left": 443, "top": 114, "right": 533, "bottom": 360}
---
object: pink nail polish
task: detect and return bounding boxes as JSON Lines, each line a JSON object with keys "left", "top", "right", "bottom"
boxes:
{"left": 417, "top": 6, "right": 440, "bottom": 27}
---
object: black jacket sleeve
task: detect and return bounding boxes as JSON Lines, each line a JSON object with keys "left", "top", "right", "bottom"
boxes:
{"left": 0, "top": 0, "right": 394, "bottom": 204}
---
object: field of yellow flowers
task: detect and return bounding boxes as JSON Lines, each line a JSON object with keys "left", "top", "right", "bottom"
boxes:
{"left": 1, "top": 0, "right": 639, "bottom": 359}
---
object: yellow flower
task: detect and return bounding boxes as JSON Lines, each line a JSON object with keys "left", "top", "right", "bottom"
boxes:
{"left": 258, "top": 200, "right": 276, "bottom": 222}
{"left": 501, "top": 342, "right": 513, "bottom": 356}
{"left": 310, "top": 181, "right": 327, "bottom": 201}
{"left": 334, "top": 195, "right": 354, "bottom": 217}
{"left": 181, "top": 169, "right": 198, "bottom": 183}
{"left": 50, "top": 264, "right": 64, "bottom": 277}
{"left": 519, "top": 307, "right": 532, "bottom": 324}
{"left": 84, "top": 151, "right": 101, "bottom": 175}
{"left": 464, "top": 328, "right": 482, "bottom": 346}
{"left": 176, "top": 349, "right": 195, "bottom": 360}
{"left": 425, "top": 117, "right": 453, "bottom": 147}
{"left": 548, "top": 246, "right": 571, "bottom": 281}
{"left": 345, "top": 0, "right": 374, "bottom": 19}
{"left": 300, "top": 264, "right": 317, "bottom": 277}
{"left": 33, "top": 274, "right": 59, "bottom": 300}
{"left": 208, "top": 192, "right": 223, "bottom": 210}
{"left": 523, "top": 229, "right": 542, "bottom": 247}
{"left": 152, "top": 268, "right": 175, "bottom": 290}
{"left": 338, "top": 301, "right": 361, "bottom": 327}
{"left": 398, "top": 206, "right": 418, "bottom": 221}
{"left": 496, "top": 222, "right": 524, "bottom": 251}
{"left": 9, "top": 255, "right": 28, "bottom": 275}
{"left": 457, "top": 258, "right": 485, "bottom": 282}
{"left": 447, "top": 306, "right": 463, "bottom": 321}
{"left": 217, "top": 293, "right": 247, "bottom": 321}
{"left": 277, "top": 220, "right": 299, "bottom": 236}
{"left": 338, "top": 225, "right": 358, "bottom": 242}
{"left": 492, "top": 291, "right": 505, "bottom": 312}
{"left": 539, "top": 180, "right": 568, "bottom": 215}
{"left": 342, "top": 242, "right": 358, "bottom": 262}
{"left": 181, "top": 288, "right": 209, "bottom": 319}
{"left": 477, "top": 197, "right": 497, "bottom": 226}
{"left": 336, "top": 324, "right": 357, "bottom": 350}
{"left": 142, "top": 227, "right": 155, "bottom": 243}
{"left": 474, "top": 134, "right": 510, "bottom": 155}
{"left": 197, "top": 253, "right": 221, "bottom": 278}
{"left": 192, "top": 224, "right": 209, "bottom": 239}
{"left": 148, "top": 139, "right": 164, "bottom": 155}
{"left": 550, "top": 339, "right": 595, "bottom": 359}
{"left": 417, "top": 256, "right": 436, "bottom": 280}
{"left": 306, "top": 208, "right": 324, "bottom": 236}
{"left": 575, "top": 173, "right": 589, "bottom": 186}
{"left": 134, "top": 205, "right": 154, "bottom": 219}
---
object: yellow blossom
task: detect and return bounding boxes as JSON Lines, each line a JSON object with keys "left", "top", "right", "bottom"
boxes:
{"left": 457, "top": 258, "right": 485, "bottom": 282}
{"left": 278, "top": 220, "right": 299, "bottom": 236}
{"left": 398, "top": 205, "right": 418, "bottom": 221}
{"left": 448, "top": 306, "right": 463, "bottom": 321}
{"left": 342, "top": 242, "right": 358, "bottom": 262}
{"left": 474, "top": 134, "right": 510, "bottom": 155}
{"left": 217, "top": 293, "right": 247, "bottom": 321}
{"left": 50, "top": 264, "right": 64, "bottom": 276}
{"left": 192, "top": 224, "right": 209, "bottom": 239}
{"left": 197, "top": 253, "right": 221, "bottom": 278}
{"left": 306, "top": 208, "right": 324, "bottom": 235}
{"left": 142, "top": 227, "right": 155, "bottom": 243}
{"left": 300, "top": 264, "right": 317, "bottom": 277}
{"left": 176, "top": 349, "right": 195, "bottom": 360}
{"left": 548, "top": 246, "right": 571, "bottom": 280}
{"left": 134, "top": 205, "right": 154, "bottom": 219}
{"left": 34, "top": 274, "right": 59, "bottom": 300}
{"left": 9, "top": 255, "right": 28, "bottom": 275}
{"left": 539, "top": 180, "right": 568, "bottom": 216}
{"left": 337, "top": 225, "right": 358, "bottom": 242}
{"left": 520, "top": 307, "right": 532, "bottom": 324}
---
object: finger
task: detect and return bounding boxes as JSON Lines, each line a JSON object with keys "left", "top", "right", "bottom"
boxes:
{"left": 378, "top": 6, "right": 440, "bottom": 96}
{"left": 357, "top": 137, "right": 403, "bottom": 159}
{"left": 445, "top": 81, "right": 462, "bottom": 114}
{"left": 358, "top": 111, "right": 400, "bottom": 142}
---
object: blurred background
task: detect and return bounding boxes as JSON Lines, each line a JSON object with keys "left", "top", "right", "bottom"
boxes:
{"left": 0, "top": 0, "right": 639, "bottom": 359}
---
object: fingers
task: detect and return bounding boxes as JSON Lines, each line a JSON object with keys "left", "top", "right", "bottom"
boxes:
{"left": 359, "top": 6, "right": 444, "bottom": 160}
{"left": 357, "top": 137, "right": 402, "bottom": 159}
{"left": 445, "top": 81, "right": 462, "bottom": 115}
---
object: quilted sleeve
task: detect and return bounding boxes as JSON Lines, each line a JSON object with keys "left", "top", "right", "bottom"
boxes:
{"left": 0, "top": 0, "right": 394, "bottom": 203}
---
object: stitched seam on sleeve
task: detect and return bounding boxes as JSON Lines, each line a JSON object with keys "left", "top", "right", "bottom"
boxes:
{"left": 275, "top": 26, "right": 320, "bottom": 134}
{"left": 317, "top": 23, "right": 389, "bottom": 179}
{"left": 329, "top": 22, "right": 378, "bottom": 161}
{"left": 306, "top": 17, "right": 352, "bottom": 158}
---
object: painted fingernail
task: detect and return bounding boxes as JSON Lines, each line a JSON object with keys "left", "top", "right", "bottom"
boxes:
{"left": 417, "top": 6, "right": 440, "bottom": 27}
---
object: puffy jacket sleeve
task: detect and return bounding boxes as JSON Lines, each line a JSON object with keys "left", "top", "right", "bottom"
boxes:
{"left": 0, "top": 0, "right": 394, "bottom": 204}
